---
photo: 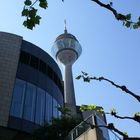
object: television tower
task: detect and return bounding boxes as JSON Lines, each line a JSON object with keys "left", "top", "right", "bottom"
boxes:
{"left": 52, "top": 21, "right": 82, "bottom": 115}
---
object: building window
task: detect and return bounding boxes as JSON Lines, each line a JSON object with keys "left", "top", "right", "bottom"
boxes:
{"left": 54, "top": 72, "right": 58, "bottom": 85}
{"left": 95, "top": 116, "right": 110, "bottom": 140}
{"left": 30, "top": 55, "right": 39, "bottom": 69}
{"left": 53, "top": 98, "right": 58, "bottom": 118}
{"left": 47, "top": 66, "right": 53, "bottom": 80}
{"left": 19, "top": 51, "right": 30, "bottom": 64}
{"left": 39, "top": 60, "right": 47, "bottom": 74}
{"left": 45, "top": 92, "right": 53, "bottom": 124}
{"left": 10, "top": 78, "right": 61, "bottom": 125}
{"left": 19, "top": 51, "right": 62, "bottom": 93}
{"left": 35, "top": 88, "right": 45, "bottom": 125}
{"left": 10, "top": 79, "right": 26, "bottom": 118}
{"left": 23, "top": 83, "right": 36, "bottom": 121}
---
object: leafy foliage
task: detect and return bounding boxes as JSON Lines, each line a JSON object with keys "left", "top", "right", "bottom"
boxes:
{"left": 91, "top": 0, "right": 140, "bottom": 29}
{"left": 80, "top": 104, "right": 140, "bottom": 138}
{"left": 21, "top": 0, "right": 140, "bottom": 30}
{"left": 31, "top": 107, "right": 82, "bottom": 140}
{"left": 22, "top": 0, "right": 48, "bottom": 30}
{"left": 57, "top": 106, "right": 71, "bottom": 117}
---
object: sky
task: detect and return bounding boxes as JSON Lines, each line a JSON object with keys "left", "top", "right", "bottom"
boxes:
{"left": 0, "top": 0, "right": 140, "bottom": 138}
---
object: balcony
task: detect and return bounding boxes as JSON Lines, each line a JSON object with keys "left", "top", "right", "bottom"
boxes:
{"left": 66, "top": 114, "right": 121, "bottom": 140}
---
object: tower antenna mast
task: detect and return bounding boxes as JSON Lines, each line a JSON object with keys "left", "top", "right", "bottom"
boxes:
{"left": 52, "top": 25, "right": 82, "bottom": 116}
{"left": 64, "top": 19, "right": 67, "bottom": 33}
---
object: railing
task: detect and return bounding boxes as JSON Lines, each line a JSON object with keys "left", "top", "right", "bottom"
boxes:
{"left": 65, "top": 114, "right": 122, "bottom": 140}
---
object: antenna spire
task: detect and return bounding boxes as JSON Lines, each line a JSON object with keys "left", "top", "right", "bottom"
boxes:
{"left": 64, "top": 19, "right": 67, "bottom": 33}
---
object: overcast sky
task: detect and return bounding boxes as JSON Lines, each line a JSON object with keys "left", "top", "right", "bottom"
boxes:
{"left": 0, "top": 0, "right": 140, "bottom": 137}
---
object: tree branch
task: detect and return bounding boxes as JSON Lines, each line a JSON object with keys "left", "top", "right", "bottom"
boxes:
{"left": 80, "top": 105, "right": 140, "bottom": 124}
{"left": 91, "top": 0, "right": 126, "bottom": 20}
{"left": 90, "top": 0, "right": 140, "bottom": 29}
{"left": 111, "top": 113, "right": 140, "bottom": 124}
{"left": 77, "top": 72, "right": 140, "bottom": 102}
{"left": 95, "top": 77, "right": 140, "bottom": 102}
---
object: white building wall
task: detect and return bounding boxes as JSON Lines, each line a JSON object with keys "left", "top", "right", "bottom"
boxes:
{"left": 75, "top": 128, "right": 97, "bottom": 140}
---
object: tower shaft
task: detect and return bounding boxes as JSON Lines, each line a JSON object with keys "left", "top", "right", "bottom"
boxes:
{"left": 64, "top": 64, "right": 77, "bottom": 115}
{"left": 52, "top": 28, "right": 82, "bottom": 117}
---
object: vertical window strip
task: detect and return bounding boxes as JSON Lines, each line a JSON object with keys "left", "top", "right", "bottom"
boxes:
{"left": 10, "top": 78, "right": 61, "bottom": 125}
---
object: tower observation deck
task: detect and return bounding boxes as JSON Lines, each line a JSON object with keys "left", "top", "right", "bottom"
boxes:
{"left": 52, "top": 25, "right": 82, "bottom": 115}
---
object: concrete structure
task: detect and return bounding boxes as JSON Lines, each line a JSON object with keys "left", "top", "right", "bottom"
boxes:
{"left": 52, "top": 27, "right": 82, "bottom": 115}
{"left": 66, "top": 114, "right": 121, "bottom": 140}
{"left": 0, "top": 31, "right": 118, "bottom": 140}
{"left": 0, "top": 33, "right": 22, "bottom": 127}
{"left": 0, "top": 32, "right": 64, "bottom": 136}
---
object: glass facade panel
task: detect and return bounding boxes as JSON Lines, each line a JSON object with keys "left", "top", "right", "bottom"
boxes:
{"left": 96, "top": 116, "right": 110, "bottom": 140}
{"left": 19, "top": 51, "right": 63, "bottom": 92}
{"left": 53, "top": 98, "right": 58, "bottom": 118}
{"left": 23, "top": 83, "right": 36, "bottom": 121}
{"left": 45, "top": 92, "right": 53, "bottom": 124}
{"left": 35, "top": 88, "right": 44, "bottom": 125}
{"left": 37, "top": 88, "right": 45, "bottom": 125}
{"left": 10, "top": 78, "right": 62, "bottom": 126}
{"left": 58, "top": 104, "right": 62, "bottom": 118}
{"left": 10, "top": 79, "right": 26, "bottom": 118}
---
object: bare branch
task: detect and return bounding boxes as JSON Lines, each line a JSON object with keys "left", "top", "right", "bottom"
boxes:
{"left": 95, "top": 77, "right": 140, "bottom": 102}
{"left": 91, "top": 0, "right": 126, "bottom": 20}
{"left": 112, "top": 113, "right": 140, "bottom": 124}
{"left": 77, "top": 72, "right": 140, "bottom": 102}
{"left": 90, "top": 0, "right": 140, "bottom": 29}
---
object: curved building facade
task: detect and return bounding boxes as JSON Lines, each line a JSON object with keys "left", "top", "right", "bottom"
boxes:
{"left": 0, "top": 32, "right": 64, "bottom": 133}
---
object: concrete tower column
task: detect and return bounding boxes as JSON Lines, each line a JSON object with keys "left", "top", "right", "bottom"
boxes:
{"left": 64, "top": 64, "right": 77, "bottom": 115}
{"left": 64, "top": 64, "right": 76, "bottom": 105}
{"left": 52, "top": 25, "right": 82, "bottom": 116}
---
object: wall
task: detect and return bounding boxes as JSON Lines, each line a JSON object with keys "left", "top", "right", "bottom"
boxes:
{"left": 0, "top": 32, "right": 22, "bottom": 126}
{"left": 75, "top": 128, "right": 97, "bottom": 140}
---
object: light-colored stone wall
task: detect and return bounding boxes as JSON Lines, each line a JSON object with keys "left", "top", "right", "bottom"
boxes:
{"left": 75, "top": 128, "right": 97, "bottom": 140}
{"left": 0, "top": 32, "right": 22, "bottom": 126}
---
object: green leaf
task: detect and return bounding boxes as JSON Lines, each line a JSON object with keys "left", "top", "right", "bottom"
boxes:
{"left": 87, "top": 105, "right": 93, "bottom": 111}
{"left": 123, "top": 132, "right": 128, "bottom": 138}
{"left": 39, "top": 1, "right": 48, "bottom": 9}
{"left": 24, "top": 0, "right": 32, "bottom": 6}
{"left": 99, "top": 108, "right": 104, "bottom": 114}
{"left": 39, "top": 0, "right": 46, "bottom": 2}
{"left": 33, "top": 15, "right": 41, "bottom": 24}
{"left": 26, "top": 19, "right": 35, "bottom": 30}
{"left": 133, "top": 24, "right": 139, "bottom": 29}
{"left": 76, "top": 75, "right": 81, "bottom": 80}
{"left": 110, "top": 108, "right": 117, "bottom": 115}
{"left": 135, "top": 112, "right": 140, "bottom": 115}
{"left": 125, "top": 21, "right": 131, "bottom": 28}
{"left": 22, "top": 9, "right": 29, "bottom": 16}
{"left": 23, "top": 20, "right": 27, "bottom": 27}
{"left": 80, "top": 106, "right": 86, "bottom": 112}
{"left": 126, "top": 14, "right": 131, "bottom": 20}
{"left": 83, "top": 77, "right": 90, "bottom": 82}
{"left": 92, "top": 105, "right": 97, "bottom": 109}
{"left": 29, "top": 8, "right": 37, "bottom": 18}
